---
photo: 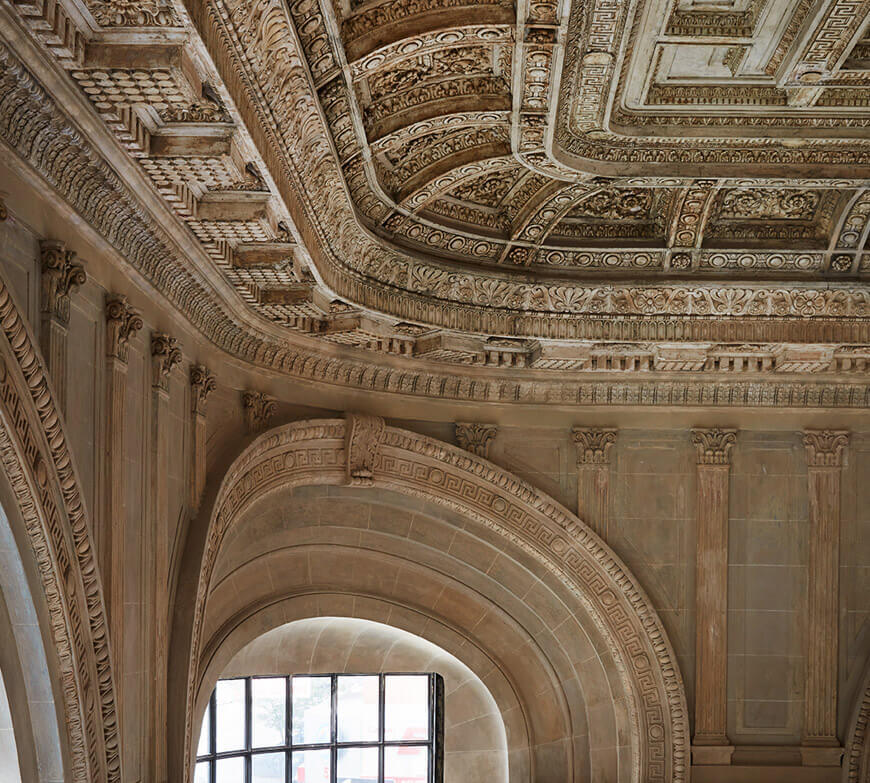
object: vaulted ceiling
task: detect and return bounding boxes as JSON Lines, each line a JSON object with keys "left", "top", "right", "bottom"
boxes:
{"left": 3, "top": 0, "right": 870, "bottom": 380}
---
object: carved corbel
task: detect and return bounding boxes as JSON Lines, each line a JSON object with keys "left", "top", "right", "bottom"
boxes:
{"left": 571, "top": 428, "right": 617, "bottom": 539}
{"left": 189, "top": 365, "right": 216, "bottom": 511}
{"left": 690, "top": 427, "right": 737, "bottom": 764}
{"left": 345, "top": 413, "right": 385, "bottom": 486}
{"left": 38, "top": 240, "right": 86, "bottom": 410}
{"left": 801, "top": 430, "right": 849, "bottom": 766}
{"left": 455, "top": 423, "right": 497, "bottom": 459}
{"left": 151, "top": 332, "right": 181, "bottom": 392}
{"left": 242, "top": 391, "right": 276, "bottom": 433}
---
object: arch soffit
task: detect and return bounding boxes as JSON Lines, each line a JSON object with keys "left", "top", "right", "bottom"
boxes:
{"left": 189, "top": 416, "right": 689, "bottom": 783}
{"left": 0, "top": 273, "right": 120, "bottom": 782}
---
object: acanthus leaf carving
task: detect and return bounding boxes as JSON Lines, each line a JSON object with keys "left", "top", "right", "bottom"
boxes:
{"left": 105, "top": 294, "right": 143, "bottom": 363}
{"left": 39, "top": 240, "right": 86, "bottom": 325}
{"left": 190, "top": 364, "right": 217, "bottom": 416}
{"left": 242, "top": 391, "right": 277, "bottom": 433}
{"left": 691, "top": 428, "right": 738, "bottom": 465}
{"left": 803, "top": 429, "right": 850, "bottom": 467}
{"left": 454, "top": 422, "right": 498, "bottom": 458}
{"left": 151, "top": 332, "right": 182, "bottom": 392}
{"left": 572, "top": 427, "right": 617, "bottom": 464}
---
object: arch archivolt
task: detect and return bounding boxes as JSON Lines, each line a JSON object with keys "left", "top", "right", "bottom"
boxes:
{"left": 0, "top": 271, "right": 119, "bottom": 781}
{"left": 184, "top": 415, "right": 689, "bottom": 782}
{"left": 846, "top": 663, "right": 870, "bottom": 783}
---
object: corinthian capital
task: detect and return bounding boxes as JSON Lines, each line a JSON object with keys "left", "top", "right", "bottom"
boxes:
{"left": 455, "top": 423, "right": 497, "bottom": 459}
{"left": 40, "top": 240, "right": 86, "bottom": 325}
{"left": 691, "top": 428, "right": 737, "bottom": 465}
{"left": 243, "top": 391, "right": 276, "bottom": 433}
{"left": 572, "top": 427, "right": 617, "bottom": 465}
{"left": 190, "top": 365, "right": 216, "bottom": 415}
{"left": 151, "top": 332, "right": 181, "bottom": 391}
{"left": 803, "top": 430, "right": 849, "bottom": 468}
{"left": 105, "top": 294, "right": 143, "bottom": 362}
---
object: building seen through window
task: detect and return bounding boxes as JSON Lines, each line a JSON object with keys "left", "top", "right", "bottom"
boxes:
{"left": 195, "top": 673, "right": 443, "bottom": 783}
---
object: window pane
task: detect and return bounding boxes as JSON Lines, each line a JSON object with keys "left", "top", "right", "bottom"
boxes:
{"left": 292, "top": 677, "right": 331, "bottom": 745}
{"left": 197, "top": 705, "right": 211, "bottom": 757}
{"left": 384, "top": 745, "right": 428, "bottom": 783}
{"left": 291, "top": 748, "right": 331, "bottom": 783}
{"left": 252, "top": 751, "right": 286, "bottom": 783}
{"left": 253, "top": 678, "right": 286, "bottom": 748}
{"left": 194, "top": 761, "right": 211, "bottom": 783}
{"left": 337, "top": 675, "right": 379, "bottom": 742}
{"left": 215, "top": 679, "right": 246, "bottom": 753}
{"left": 337, "top": 745, "right": 378, "bottom": 783}
{"left": 385, "top": 675, "right": 429, "bottom": 741}
{"left": 216, "top": 755, "right": 246, "bottom": 783}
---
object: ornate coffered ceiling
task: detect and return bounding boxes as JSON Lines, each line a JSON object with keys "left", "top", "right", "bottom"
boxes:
{"left": 1, "top": 0, "right": 869, "bottom": 398}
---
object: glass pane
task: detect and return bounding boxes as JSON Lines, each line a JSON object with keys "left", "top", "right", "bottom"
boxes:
{"left": 194, "top": 761, "right": 211, "bottom": 783}
{"left": 197, "top": 705, "right": 211, "bottom": 756}
{"left": 338, "top": 745, "right": 379, "bottom": 783}
{"left": 215, "top": 679, "right": 246, "bottom": 753}
{"left": 253, "top": 678, "right": 286, "bottom": 748}
{"left": 384, "top": 745, "right": 428, "bottom": 783}
{"left": 337, "top": 675, "right": 379, "bottom": 742}
{"left": 215, "top": 755, "right": 246, "bottom": 783}
{"left": 292, "top": 677, "right": 331, "bottom": 745}
{"left": 291, "top": 748, "right": 331, "bottom": 783}
{"left": 385, "top": 675, "right": 429, "bottom": 741}
{"left": 252, "top": 751, "right": 286, "bottom": 783}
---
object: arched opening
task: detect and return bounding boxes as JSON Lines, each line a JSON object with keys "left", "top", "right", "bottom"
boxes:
{"left": 198, "top": 616, "right": 510, "bottom": 782}
{"left": 172, "top": 418, "right": 689, "bottom": 783}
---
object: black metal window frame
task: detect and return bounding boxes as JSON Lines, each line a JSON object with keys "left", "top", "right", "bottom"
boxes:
{"left": 195, "top": 673, "right": 444, "bottom": 783}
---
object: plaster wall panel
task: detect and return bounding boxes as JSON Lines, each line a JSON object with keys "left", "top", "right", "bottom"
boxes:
{"left": 609, "top": 430, "right": 696, "bottom": 707}
{"left": 495, "top": 427, "right": 576, "bottom": 512}
{"left": 728, "top": 432, "right": 808, "bottom": 744}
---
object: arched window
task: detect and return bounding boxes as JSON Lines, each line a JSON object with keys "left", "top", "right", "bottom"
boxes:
{"left": 195, "top": 673, "right": 444, "bottom": 783}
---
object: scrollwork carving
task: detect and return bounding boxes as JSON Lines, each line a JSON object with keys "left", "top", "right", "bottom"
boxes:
{"left": 803, "top": 430, "right": 849, "bottom": 467}
{"left": 454, "top": 422, "right": 497, "bottom": 458}
{"left": 691, "top": 428, "right": 737, "bottom": 465}
{"left": 344, "top": 413, "right": 385, "bottom": 486}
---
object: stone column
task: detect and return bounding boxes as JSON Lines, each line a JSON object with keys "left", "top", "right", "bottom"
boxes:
{"left": 39, "top": 240, "right": 85, "bottom": 412}
{"left": 148, "top": 333, "right": 181, "bottom": 783}
{"left": 189, "top": 365, "right": 216, "bottom": 513}
{"left": 801, "top": 430, "right": 849, "bottom": 767}
{"left": 691, "top": 428, "right": 737, "bottom": 765}
{"left": 455, "top": 422, "right": 497, "bottom": 459}
{"left": 571, "top": 428, "right": 616, "bottom": 540}
{"left": 102, "top": 295, "right": 143, "bottom": 651}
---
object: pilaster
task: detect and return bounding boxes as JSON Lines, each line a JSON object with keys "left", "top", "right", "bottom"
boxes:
{"left": 190, "top": 365, "right": 216, "bottom": 512}
{"left": 148, "top": 332, "right": 181, "bottom": 783}
{"left": 102, "top": 294, "right": 142, "bottom": 645}
{"left": 39, "top": 240, "right": 85, "bottom": 412}
{"left": 691, "top": 427, "right": 737, "bottom": 765}
{"left": 800, "top": 430, "right": 849, "bottom": 767}
{"left": 571, "top": 428, "right": 616, "bottom": 540}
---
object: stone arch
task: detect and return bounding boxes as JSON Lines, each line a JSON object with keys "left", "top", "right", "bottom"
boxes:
{"left": 0, "top": 272, "right": 120, "bottom": 781}
{"left": 179, "top": 416, "right": 689, "bottom": 782}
